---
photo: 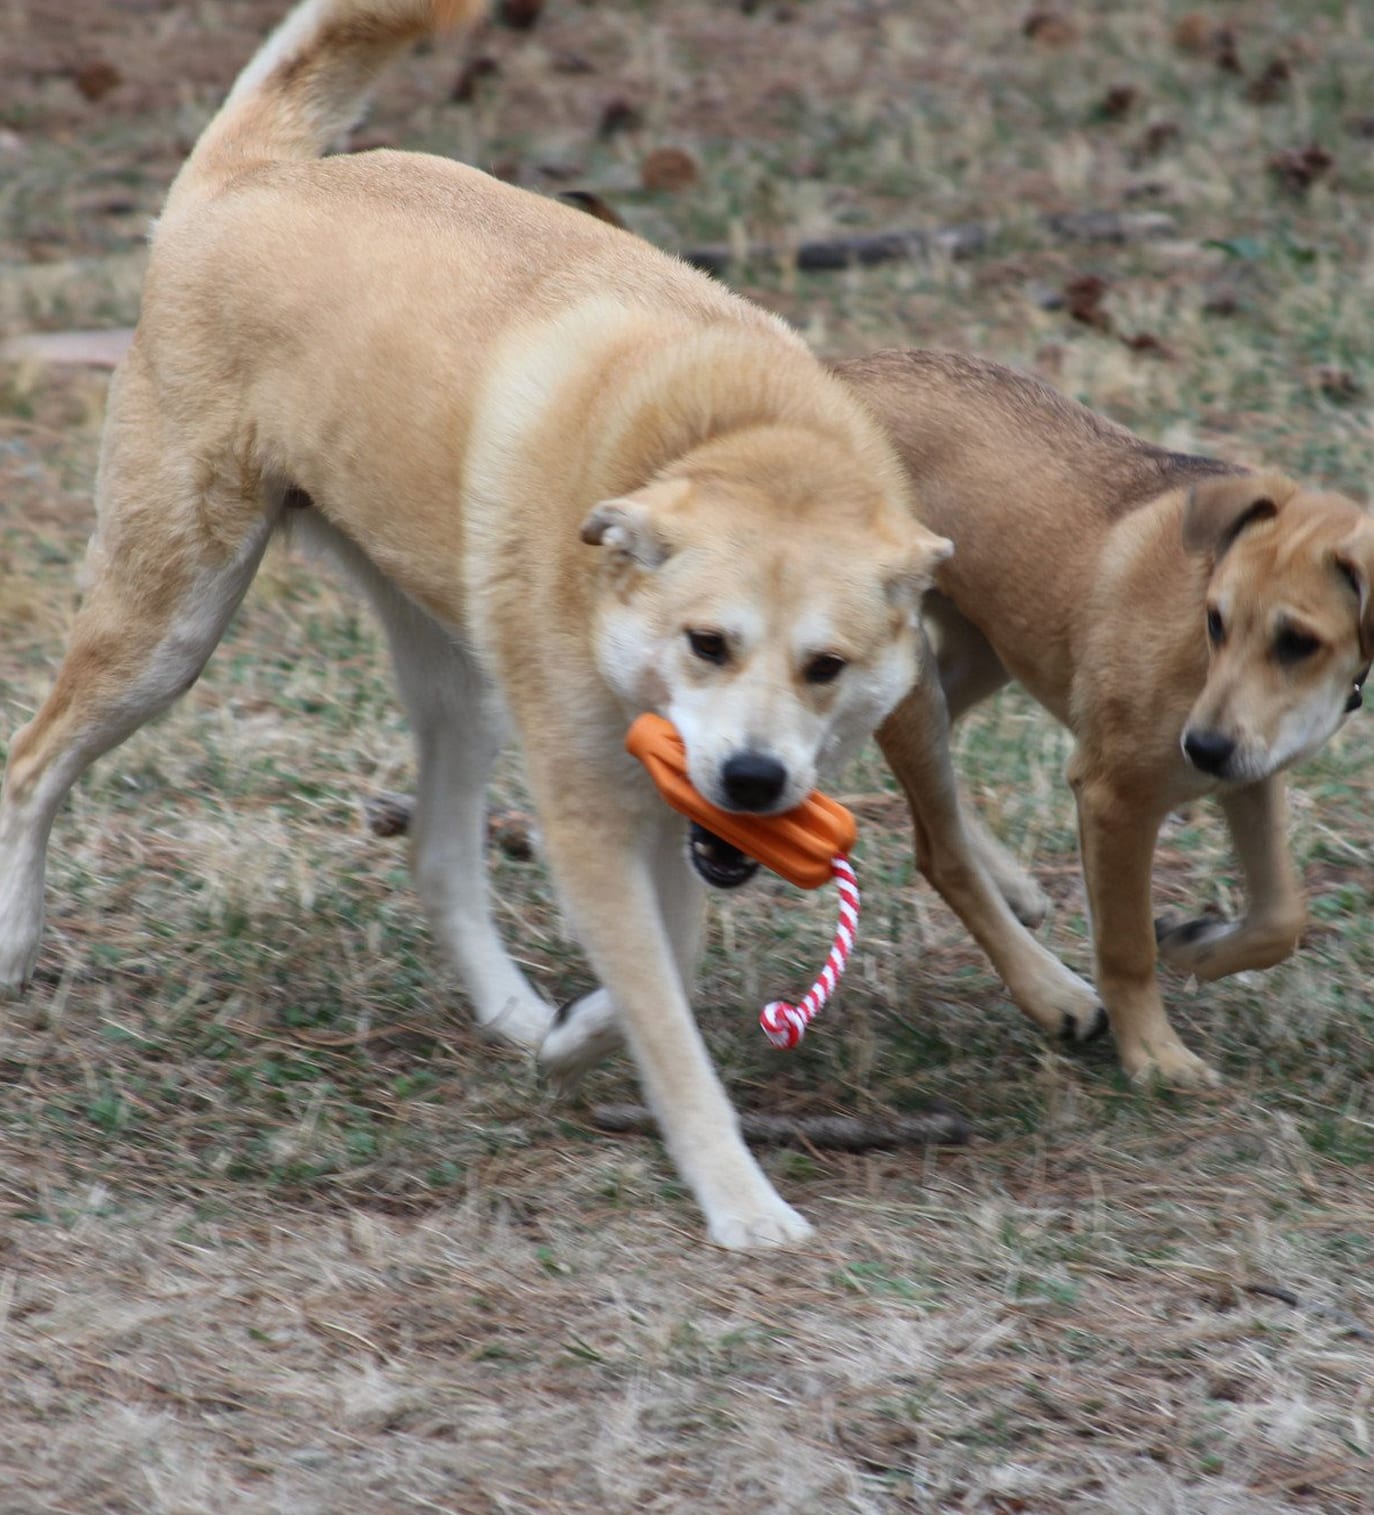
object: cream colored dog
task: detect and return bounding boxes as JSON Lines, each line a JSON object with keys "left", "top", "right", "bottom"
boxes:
{"left": 0, "top": 0, "right": 956, "bottom": 1248}
{"left": 847, "top": 350, "right": 1373, "bottom": 1088}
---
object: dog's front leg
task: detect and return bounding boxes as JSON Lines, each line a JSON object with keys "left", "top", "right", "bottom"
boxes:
{"left": 1071, "top": 764, "right": 1221, "bottom": 1088}
{"left": 1156, "top": 775, "right": 1306, "bottom": 981}
{"left": 533, "top": 768, "right": 811, "bottom": 1250}
{"left": 878, "top": 682, "right": 1106, "bottom": 1042}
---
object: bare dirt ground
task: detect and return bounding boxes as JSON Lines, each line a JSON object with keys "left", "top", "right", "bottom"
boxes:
{"left": 2, "top": 2, "right": 1373, "bottom": 1511}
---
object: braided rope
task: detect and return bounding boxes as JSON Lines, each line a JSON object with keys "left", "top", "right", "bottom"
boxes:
{"left": 759, "top": 855, "right": 860, "bottom": 1049}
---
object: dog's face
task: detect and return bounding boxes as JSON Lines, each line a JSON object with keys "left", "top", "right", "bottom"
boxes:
{"left": 583, "top": 468, "right": 952, "bottom": 813}
{"left": 1181, "top": 473, "right": 1373, "bottom": 783}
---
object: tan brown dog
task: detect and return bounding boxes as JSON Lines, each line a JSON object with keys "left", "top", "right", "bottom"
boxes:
{"left": 844, "top": 349, "right": 1373, "bottom": 1088}
{"left": 0, "top": 0, "right": 958, "bottom": 1249}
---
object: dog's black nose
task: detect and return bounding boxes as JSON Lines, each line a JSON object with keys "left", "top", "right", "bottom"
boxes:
{"left": 721, "top": 751, "right": 788, "bottom": 811}
{"left": 1183, "top": 728, "right": 1236, "bottom": 776}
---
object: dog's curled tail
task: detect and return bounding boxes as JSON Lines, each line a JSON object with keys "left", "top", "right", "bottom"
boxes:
{"left": 165, "top": 0, "right": 485, "bottom": 211}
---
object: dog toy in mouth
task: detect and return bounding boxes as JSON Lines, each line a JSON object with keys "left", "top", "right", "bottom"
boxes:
{"left": 625, "top": 712, "right": 860, "bottom": 1049}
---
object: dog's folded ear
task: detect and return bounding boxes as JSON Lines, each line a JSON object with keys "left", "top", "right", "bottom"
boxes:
{"left": 1182, "top": 473, "right": 1297, "bottom": 557}
{"left": 884, "top": 519, "right": 955, "bottom": 610}
{"left": 1334, "top": 519, "right": 1374, "bottom": 659}
{"left": 580, "top": 480, "right": 689, "bottom": 569}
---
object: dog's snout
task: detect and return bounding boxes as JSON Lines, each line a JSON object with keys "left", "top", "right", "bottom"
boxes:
{"left": 1182, "top": 727, "right": 1236, "bottom": 776}
{"left": 721, "top": 751, "right": 788, "bottom": 811}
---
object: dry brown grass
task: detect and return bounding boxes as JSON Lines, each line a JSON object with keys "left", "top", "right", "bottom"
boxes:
{"left": 2, "top": 1, "right": 1373, "bottom": 1510}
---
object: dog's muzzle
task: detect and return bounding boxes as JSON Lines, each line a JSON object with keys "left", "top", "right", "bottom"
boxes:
{"left": 687, "top": 822, "right": 761, "bottom": 889}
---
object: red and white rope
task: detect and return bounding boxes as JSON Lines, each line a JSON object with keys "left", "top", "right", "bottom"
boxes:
{"left": 759, "top": 855, "right": 860, "bottom": 1049}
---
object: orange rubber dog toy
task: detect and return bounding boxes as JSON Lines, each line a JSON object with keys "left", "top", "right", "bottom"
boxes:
{"left": 625, "top": 713, "right": 855, "bottom": 890}
{"left": 626, "top": 713, "right": 861, "bottom": 1049}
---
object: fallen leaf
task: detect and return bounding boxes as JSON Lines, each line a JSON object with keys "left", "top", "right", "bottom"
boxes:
{"left": 1023, "top": 10, "right": 1079, "bottom": 46}
{"left": 1309, "top": 366, "right": 1364, "bottom": 403}
{"left": 72, "top": 59, "right": 121, "bottom": 102}
{"left": 451, "top": 54, "right": 500, "bottom": 103}
{"left": 1064, "top": 273, "right": 1111, "bottom": 330}
{"left": 1267, "top": 142, "right": 1333, "bottom": 193}
{"left": 597, "top": 98, "right": 643, "bottom": 139}
{"left": 1245, "top": 56, "right": 1291, "bottom": 103}
{"left": 496, "top": 0, "right": 544, "bottom": 30}
{"left": 640, "top": 147, "right": 700, "bottom": 193}
{"left": 1094, "top": 84, "right": 1138, "bottom": 121}
{"left": 1121, "top": 331, "right": 1174, "bottom": 358}
{"left": 1131, "top": 120, "right": 1181, "bottom": 163}
{"left": 1171, "top": 13, "right": 1211, "bottom": 53}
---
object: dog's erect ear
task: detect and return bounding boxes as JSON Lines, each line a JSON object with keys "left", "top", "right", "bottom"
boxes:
{"left": 580, "top": 480, "right": 690, "bottom": 569}
{"left": 1334, "top": 519, "right": 1374, "bottom": 659}
{"left": 884, "top": 521, "right": 955, "bottom": 610}
{"left": 1182, "top": 473, "right": 1297, "bottom": 557}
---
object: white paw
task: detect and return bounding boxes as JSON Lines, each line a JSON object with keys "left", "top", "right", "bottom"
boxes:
{"left": 1004, "top": 875, "right": 1051, "bottom": 931}
{"left": 479, "top": 994, "right": 555, "bottom": 1050}
{"left": 538, "top": 990, "right": 622, "bottom": 1088}
{"left": 706, "top": 1194, "right": 814, "bottom": 1252}
{"left": 0, "top": 910, "right": 42, "bottom": 997}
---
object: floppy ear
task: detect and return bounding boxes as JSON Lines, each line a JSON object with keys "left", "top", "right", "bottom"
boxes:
{"left": 884, "top": 521, "right": 955, "bottom": 610}
{"left": 1182, "top": 472, "right": 1297, "bottom": 557}
{"left": 580, "top": 480, "right": 689, "bottom": 569}
{"left": 1334, "top": 519, "right": 1374, "bottom": 659}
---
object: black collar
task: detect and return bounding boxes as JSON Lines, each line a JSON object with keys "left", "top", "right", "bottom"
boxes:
{"left": 1348, "top": 663, "right": 1370, "bottom": 714}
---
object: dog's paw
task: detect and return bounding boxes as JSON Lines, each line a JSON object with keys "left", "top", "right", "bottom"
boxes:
{"left": 1060, "top": 997, "right": 1109, "bottom": 1043}
{"left": 1154, "top": 912, "right": 1232, "bottom": 972}
{"left": 479, "top": 993, "right": 556, "bottom": 1051}
{"left": 1122, "top": 1039, "right": 1222, "bottom": 1091}
{"left": 0, "top": 912, "right": 42, "bottom": 998}
{"left": 538, "top": 990, "right": 622, "bottom": 1090}
{"left": 1003, "top": 874, "right": 1052, "bottom": 931}
{"left": 707, "top": 1195, "right": 814, "bottom": 1252}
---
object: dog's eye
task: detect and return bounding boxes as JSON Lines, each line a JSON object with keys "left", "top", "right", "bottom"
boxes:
{"left": 686, "top": 629, "right": 729, "bottom": 666}
{"left": 804, "top": 653, "right": 847, "bottom": 685}
{"left": 1274, "top": 627, "right": 1322, "bottom": 664}
{"left": 1206, "top": 606, "right": 1225, "bottom": 645}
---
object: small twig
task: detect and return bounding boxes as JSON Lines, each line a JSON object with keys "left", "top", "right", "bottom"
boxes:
{"left": 1243, "top": 1282, "right": 1374, "bottom": 1341}
{"left": 590, "top": 1102, "right": 971, "bottom": 1150}
{"left": 679, "top": 209, "right": 1176, "bottom": 277}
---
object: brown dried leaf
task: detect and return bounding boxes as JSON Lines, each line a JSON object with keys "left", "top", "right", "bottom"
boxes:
{"left": 1121, "top": 331, "right": 1174, "bottom": 359}
{"left": 496, "top": 0, "right": 544, "bottom": 30}
{"left": 1245, "top": 56, "right": 1291, "bottom": 104}
{"left": 1023, "top": 10, "right": 1079, "bottom": 46}
{"left": 1267, "top": 142, "right": 1333, "bottom": 193}
{"left": 450, "top": 54, "right": 500, "bottom": 103}
{"left": 72, "top": 59, "right": 121, "bottom": 102}
{"left": 1095, "top": 84, "right": 1138, "bottom": 122}
{"left": 597, "top": 98, "right": 643, "bottom": 139}
{"left": 1131, "top": 119, "right": 1181, "bottom": 163}
{"left": 1064, "top": 273, "right": 1111, "bottom": 331}
{"left": 640, "top": 147, "right": 700, "bottom": 194}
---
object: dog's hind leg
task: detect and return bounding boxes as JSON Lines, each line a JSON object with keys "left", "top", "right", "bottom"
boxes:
{"left": 339, "top": 554, "right": 555, "bottom": 1050}
{"left": 878, "top": 673, "right": 1106, "bottom": 1042}
{"left": 926, "top": 596, "right": 1050, "bottom": 928}
{"left": 0, "top": 352, "right": 276, "bottom": 991}
{"left": 1155, "top": 775, "right": 1306, "bottom": 981}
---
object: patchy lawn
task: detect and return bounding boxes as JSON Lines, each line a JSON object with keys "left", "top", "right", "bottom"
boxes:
{"left": 1, "top": 1, "right": 1372, "bottom": 1510}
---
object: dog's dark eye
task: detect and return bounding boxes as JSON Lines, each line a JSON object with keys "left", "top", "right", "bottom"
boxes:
{"left": 1274, "top": 627, "right": 1322, "bottom": 664}
{"left": 1206, "top": 606, "right": 1225, "bottom": 645}
{"left": 687, "top": 629, "right": 729, "bottom": 666}
{"left": 804, "top": 653, "right": 847, "bottom": 685}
